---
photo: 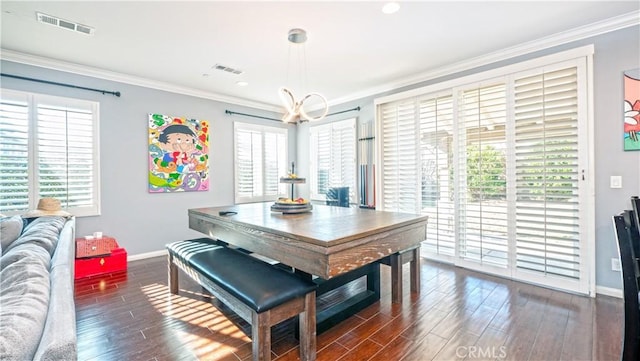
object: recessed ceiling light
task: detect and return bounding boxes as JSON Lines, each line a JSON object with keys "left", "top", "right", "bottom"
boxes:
{"left": 236, "top": 81, "right": 248, "bottom": 87}
{"left": 382, "top": 2, "right": 400, "bottom": 14}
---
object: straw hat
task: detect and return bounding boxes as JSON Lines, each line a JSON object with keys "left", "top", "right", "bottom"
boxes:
{"left": 23, "top": 198, "right": 72, "bottom": 218}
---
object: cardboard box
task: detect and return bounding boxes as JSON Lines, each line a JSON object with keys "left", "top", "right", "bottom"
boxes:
{"left": 74, "top": 248, "right": 127, "bottom": 279}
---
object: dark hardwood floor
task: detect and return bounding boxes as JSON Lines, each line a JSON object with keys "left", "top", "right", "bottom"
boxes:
{"left": 75, "top": 256, "right": 623, "bottom": 361}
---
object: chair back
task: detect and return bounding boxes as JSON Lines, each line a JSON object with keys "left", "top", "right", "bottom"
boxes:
{"left": 326, "top": 187, "right": 349, "bottom": 207}
{"left": 613, "top": 209, "right": 640, "bottom": 361}
{"left": 629, "top": 197, "right": 640, "bottom": 265}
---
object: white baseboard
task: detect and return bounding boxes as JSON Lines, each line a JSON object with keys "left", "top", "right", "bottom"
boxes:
{"left": 128, "top": 249, "right": 167, "bottom": 262}
{"left": 596, "top": 285, "right": 623, "bottom": 298}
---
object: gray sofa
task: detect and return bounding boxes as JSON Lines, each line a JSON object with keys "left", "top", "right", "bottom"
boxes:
{"left": 0, "top": 215, "right": 77, "bottom": 361}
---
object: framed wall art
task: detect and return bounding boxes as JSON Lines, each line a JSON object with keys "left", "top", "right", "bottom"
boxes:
{"left": 624, "top": 68, "right": 640, "bottom": 151}
{"left": 148, "top": 113, "right": 209, "bottom": 192}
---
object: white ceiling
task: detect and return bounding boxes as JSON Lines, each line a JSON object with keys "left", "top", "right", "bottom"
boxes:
{"left": 1, "top": 1, "right": 639, "bottom": 112}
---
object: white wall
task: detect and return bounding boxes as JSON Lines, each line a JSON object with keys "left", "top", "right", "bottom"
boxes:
{"left": 296, "top": 25, "right": 640, "bottom": 292}
{"left": 0, "top": 60, "right": 294, "bottom": 256}
{"left": 1, "top": 24, "right": 638, "bottom": 291}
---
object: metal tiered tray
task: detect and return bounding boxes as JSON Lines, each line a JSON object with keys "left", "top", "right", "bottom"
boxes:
{"left": 272, "top": 162, "right": 312, "bottom": 213}
{"left": 270, "top": 201, "right": 313, "bottom": 214}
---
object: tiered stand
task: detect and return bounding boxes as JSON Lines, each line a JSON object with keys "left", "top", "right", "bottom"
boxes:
{"left": 270, "top": 163, "right": 313, "bottom": 214}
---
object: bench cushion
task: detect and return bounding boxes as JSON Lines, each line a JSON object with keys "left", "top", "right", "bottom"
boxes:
{"left": 166, "top": 238, "right": 226, "bottom": 263}
{"left": 170, "top": 241, "right": 316, "bottom": 313}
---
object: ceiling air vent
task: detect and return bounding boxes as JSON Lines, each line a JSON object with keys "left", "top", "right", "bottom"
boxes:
{"left": 213, "top": 64, "right": 243, "bottom": 75}
{"left": 36, "top": 12, "right": 95, "bottom": 36}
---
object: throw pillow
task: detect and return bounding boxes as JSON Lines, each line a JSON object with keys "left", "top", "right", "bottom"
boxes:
{"left": 0, "top": 216, "right": 26, "bottom": 254}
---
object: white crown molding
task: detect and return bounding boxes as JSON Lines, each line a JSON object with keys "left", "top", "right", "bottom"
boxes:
{"left": 329, "top": 10, "right": 640, "bottom": 107}
{"left": 0, "top": 49, "right": 282, "bottom": 113}
{"left": 2, "top": 10, "right": 638, "bottom": 111}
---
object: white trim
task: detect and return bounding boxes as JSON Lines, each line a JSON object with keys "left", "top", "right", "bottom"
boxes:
{"left": 0, "top": 89, "right": 101, "bottom": 216}
{"left": 233, "top": 121, "right": 289, "bottom": 204}
{"left": 377, "top": 54, "right": 594, "bottom": 296}
{"left": 308, "top": 117, "right": 357, "bottom": 202}
{"left": 596, "top": 285, "right": 623, "bottom": 299}
{"left": 2, "top": 11, "right": 637, "bottom": 112}
{"left": 585, "top": 52, "right": 597, "bottom": 297}
{"left": 125, "top": 249, "right": 620, "bottom": 299}
{"left": 376, "top": 45, "right": 594, "bottom": 105}
{"left": 0, "top": 49, "right": 281, "bottom": 113}
{"left": 340, "top": 11, "right": 638, "bottom": 107}
{"left": 128, "top": 249, "right": 167, "bottom": 262}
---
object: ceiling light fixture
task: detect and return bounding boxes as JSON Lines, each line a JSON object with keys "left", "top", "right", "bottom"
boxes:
{"left": 280, "top": 28, "right": 328, "bottom": 124}
{"left": 382, "top": 2, "right": 400, "bottom": 14}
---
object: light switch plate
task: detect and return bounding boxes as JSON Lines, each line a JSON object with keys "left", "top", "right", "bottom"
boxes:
{"left": 610, "top": 175, "right": 622, "bottom": 189}
{"left": 612, "top": 258, "right": 621, "bottom": 272}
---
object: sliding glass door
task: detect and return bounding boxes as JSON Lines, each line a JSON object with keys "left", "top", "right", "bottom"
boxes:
{"left": 376, "top": 51, "right": 592, "bottom": 295}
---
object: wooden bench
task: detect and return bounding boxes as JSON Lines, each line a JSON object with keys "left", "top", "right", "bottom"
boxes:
{"left": 166, "top": 238, "right": 317, "bottom": 361}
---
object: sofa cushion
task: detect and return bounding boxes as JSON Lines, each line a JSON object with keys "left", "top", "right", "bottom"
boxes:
{"left": 0, "top": 243, "right": 52, "bottom": 360}
{"left": 33, "top": 219, "right": 77, "bottom": 361}
{"left": 0, "top": 215, "right": 26, "bottom": 254}
{"left": 4, "top": 216, "right": 66, "bottom": 256}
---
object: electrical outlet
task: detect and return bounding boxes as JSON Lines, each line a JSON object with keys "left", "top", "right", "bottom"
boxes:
{"left": 611, "top": 258, "right": 621, "bottom": 272}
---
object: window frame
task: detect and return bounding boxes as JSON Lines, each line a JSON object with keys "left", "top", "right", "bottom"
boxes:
{"left": 308, "top": 117, "right": 357, "bottom": 204}
{"left": 374, "top": 45, "right": 595, "bottom": 296}
{"left": 233, "top": 121, "right": 288, "bottom": 204}
{"left": 0, "top": 88, "right": 101, "bottom": 217}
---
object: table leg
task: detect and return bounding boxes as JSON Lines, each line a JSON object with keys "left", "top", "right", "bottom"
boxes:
{"left": 168, "top": 253, "right": 178, "bottom": 294}
{"left": 410, "top": 246, "right": 420, "bottom": 293}
{"left": 388, "top": 245, "right": 421, "bottom": 303}
{"left": 390, "top": 253, "right": 402, "bottom": 304}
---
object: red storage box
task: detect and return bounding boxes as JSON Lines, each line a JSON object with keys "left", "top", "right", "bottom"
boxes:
{"left": 76, "top": 236, "right": 118, "bottom": 258}
{"left": 75, "top": 247, "right": 127, "bottom": 279}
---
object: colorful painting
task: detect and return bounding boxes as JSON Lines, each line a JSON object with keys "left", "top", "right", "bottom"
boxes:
{"left": 148, "top": 113, "right": 209, "bottom": 192}
{"left": 624, "top": 69, "right": 640, "bottom": 151}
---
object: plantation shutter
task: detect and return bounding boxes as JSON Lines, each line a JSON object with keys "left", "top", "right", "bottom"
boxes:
{"left": 0, "top": 90, "right": 99, "bottom": 216}
{"left": 310, "top": 126, "right": 331, "bottom": 196}
{"left": 376, "top": 49, "right": 590, "bottom": 294}
{"left": 379, "top": 99, "right": 419, "bottom": 213}
{"left": 235, "top": 127, "right": 262, "bottom": 199}
{"left": 456, "top": 82, "right": 509, "bottom": 268}
{"left": 513, "top": 65, "right": 582, "bottom": 280}
{"left": 37, "top": 102, "right": 96, "bottom": 209}
{"left": 234, "top": 123, "right": 287, "bottom": 203}
{"left": 0, "top": 95, "right": 30, "bottom": 213}
{"left": 309, "top": 118, "right": 356, "bottom": 202}
{"left": 418, "top": 94, "right": 456, "bottom": 257}
{"left": 264, "top": 131, "right": 287, "bottom": 197}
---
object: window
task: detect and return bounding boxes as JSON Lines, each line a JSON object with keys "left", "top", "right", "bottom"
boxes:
{"left": 234, "top": 122, "right": 288, "bottom": 203}
{"left": 419, "top": 93, "right": 455, "bottom": 257}
{"left": 0, "top": 89, "right": 100, "bottom": 216}
{"left": 513, "top": 65, "right": 583, "bottom": 281}
{"left": 376, "top": 48, "right": 592, "bottom": 295}
{"left": 456, "top": 82, "right": 509, "bottom": 268}
{"left": 309, "top": 118, "right": 356, "bottom": 203}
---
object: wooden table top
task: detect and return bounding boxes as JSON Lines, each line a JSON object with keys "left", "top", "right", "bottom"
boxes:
{"left": 189, "top": 203, "right": 428, "bottom": 247}
{"left": 188, "top": 203, "right": 428, "bottom": 278}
